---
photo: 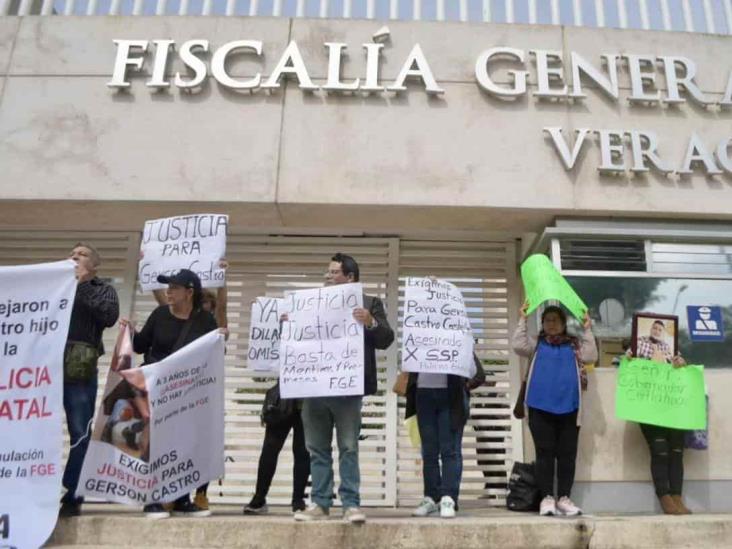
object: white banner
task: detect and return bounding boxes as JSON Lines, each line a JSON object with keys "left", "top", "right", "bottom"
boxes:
{"left": 247, "top": 297, "right": 283, "bottom": 372}
{"left": 138, "top": 214, "right": 228, "bottom": 291}
{"left": 401, "top": 277, "right": 474, "bottom": 378}
{"left": 0, "top": 260, "right": 76, "bottom": 549}
{"left": 279, "top": 283, "right": 364, "bottom": 398}
{"left": 78, "top": 330, "right": 225, "bottom": 506}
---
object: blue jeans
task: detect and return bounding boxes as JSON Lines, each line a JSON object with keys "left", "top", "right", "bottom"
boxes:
{"left": 416, "top": 388, "right": 464, "bottom": 504}
{"left": 62, "top": 379, "right": 97, "bottom": 504}
{"left": 302, "top": 396, "right": 362, "bottom": 509}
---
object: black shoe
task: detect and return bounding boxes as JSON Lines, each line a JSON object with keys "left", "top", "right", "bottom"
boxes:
{"left": 292, "top": 500, "right": 306, "bottom": 513}
{"left": 243, "top": 501, "right": 269, "bottom": 515}
{"left": 172, "top": 500, "right": 211, "bottom": 517}
{"left": 143, "top": 503, "right": 170, "bottom": 519}
{"left": 59, "top": 501, "right": 81, "bottom": 518}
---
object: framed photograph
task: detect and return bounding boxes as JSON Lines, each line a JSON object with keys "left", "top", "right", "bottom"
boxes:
{"left": 631, "top": 313, "right": 678, "bottom": 363}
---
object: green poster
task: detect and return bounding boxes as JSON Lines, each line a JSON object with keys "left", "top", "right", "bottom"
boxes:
{"left": 520, "top": 254, "right": 587, "bottom": 320}
{"left": 616, "top": 357, "right": 707, "bottom": 430}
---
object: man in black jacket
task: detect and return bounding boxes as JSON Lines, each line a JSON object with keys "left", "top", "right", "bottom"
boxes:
{"left": 294, "top": 253, "right": 394, "bottom": 524}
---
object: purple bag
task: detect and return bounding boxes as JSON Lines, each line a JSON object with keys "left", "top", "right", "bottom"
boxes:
{"left": 685, "top": 395, "right": 709, "bottom": 451}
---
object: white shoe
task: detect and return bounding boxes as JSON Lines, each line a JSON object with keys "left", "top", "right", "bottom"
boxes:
{"left": 294, "top": 503, "right": 329, "bottom": 522}
{"left": 556, "top": 496, "right": 582, "bottom": 516}
{"left": 439, "top": 496, "right": 456, "bottom": 519}
{"left": 342, "top": 507, "right": 366, "bottom": 524}
{"left": 412, "top": 497, "right": 439, "bottom": 517}
{"left": 539, "top": 496, "right": 556, "bottom": 516}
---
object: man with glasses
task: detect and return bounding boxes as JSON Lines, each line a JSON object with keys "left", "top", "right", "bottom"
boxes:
{"left": 294, "top": 253, "right": 394, "bottom": 524}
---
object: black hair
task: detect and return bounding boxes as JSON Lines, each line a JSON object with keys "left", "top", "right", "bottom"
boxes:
{"left": 540, "top": 305, "right": 568, "bottom": 335}
{"left": 332, "top": 252, "right": 360, "bottom": 282}
{"left": 192, "top": 288, "right": 203, "bottom": 312}
{"left": 652, "top": 320, "right": 665, "bottom": 328}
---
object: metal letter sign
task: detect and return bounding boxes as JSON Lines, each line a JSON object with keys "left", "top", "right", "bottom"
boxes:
{"left": 687, "top": 306, "right": 725, "bottom": 342}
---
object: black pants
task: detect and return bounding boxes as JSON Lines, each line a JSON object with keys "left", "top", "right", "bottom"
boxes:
{"left": 250, "top": 410, "right": 310, "bottom": 506}
{"left": 639, "top": 423, "right": 685, "bottom": 497}
{"left": 528, "top": 407, "right": 579, "bottom": 499}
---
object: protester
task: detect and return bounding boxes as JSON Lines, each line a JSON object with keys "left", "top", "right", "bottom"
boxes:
{"left": 294, "top": 253, "right": 394, "bottom": 523}
{"left": 628, "top": 322, "right": 690, "bottom": 515}
{"left": 512, "top": 303, "right": 596, "bottom": 517}
{"left": 405, "top": 353, "right": 485, "bottom": 518}
{"left": 120, "top": 268, "right": 227, "bottom": 519}
{"left": 60, "top": 243, "right": 120, "bottom": 518}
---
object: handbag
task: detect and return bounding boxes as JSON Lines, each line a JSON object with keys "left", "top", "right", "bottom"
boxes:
{"left": 506, "top": 461, "right": 540, "bottom": 512}
{"left": 63, "top": 341, "right": 100, "bottom": 382}
{"left": 392, "top": 372, "right": 410, "bottom": 397}
{"left": 261, "top": 383, "right": 295, "bottom": 427}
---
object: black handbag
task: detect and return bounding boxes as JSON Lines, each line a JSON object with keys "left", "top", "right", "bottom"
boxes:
{"left": 261, "top": 383, "right": 295, "bottom": 427}
{"left": 506, "top": 461, "right": 541, "bottom": 512}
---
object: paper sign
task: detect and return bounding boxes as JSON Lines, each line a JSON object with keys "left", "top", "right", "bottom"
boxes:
{"left": 248, "top": 297, "right": 283, "bottom": 372}
{"left": 138, "top": 214, "right": 228, "bottom": 291}
{"left": 521, "top": 254, "right": 587, "bottom": 320}
{"left": 279, "top": 283, "right": 364, "bottom": 398}
{"left": 0, "top": 260, "right": 77, "bottom": 549}
{"left": 401, "top": 277, "right": 474, "bottom": 378}
{"left": 615, "top": 356, "right": 706, "bottom": 430}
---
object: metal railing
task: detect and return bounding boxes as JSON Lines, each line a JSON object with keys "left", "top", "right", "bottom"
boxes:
{"left": 2, "top": 0, "right": 732, "bottom": 36}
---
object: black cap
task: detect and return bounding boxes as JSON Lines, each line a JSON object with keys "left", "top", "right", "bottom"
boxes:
{"left": 157, "top": 269, "right": 202, "bottom": 291}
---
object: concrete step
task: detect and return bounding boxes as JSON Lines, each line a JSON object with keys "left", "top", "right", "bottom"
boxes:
{"left": 45, "top": 504, "right": 732, "bottom": 549}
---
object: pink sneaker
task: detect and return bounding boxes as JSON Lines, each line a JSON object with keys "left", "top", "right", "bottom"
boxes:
{"left": 539, "top": 496, "right": 556, "bottom": 516}
{"left": 556, "top": 496, "right": 582, "bottom": 516}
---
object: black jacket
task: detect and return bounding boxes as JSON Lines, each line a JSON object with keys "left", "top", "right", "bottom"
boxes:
{"left": 405, "top": 354, "right": 486, "bottom": 431}
{"left": 363, "top": 294, "right": 395, "bottom": 395}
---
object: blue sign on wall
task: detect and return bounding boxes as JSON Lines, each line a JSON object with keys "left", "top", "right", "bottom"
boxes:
{"left": 686, "top": 306, "right": 725, "bottom": 342}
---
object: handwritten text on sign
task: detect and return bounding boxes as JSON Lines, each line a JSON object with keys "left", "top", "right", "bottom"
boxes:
{"left": 248, "top": 297, "right": 283, "bottom": 372}
{"left": 402, "top": 277, "right": 474, "bottom": 378}
{"left": 138, "top": 214, "right": 228, "bottom": 291}
{"left": 279, "top": 283, "right": 364, "bottom": 398}
{"left": 615, "top": 357, "right": 706, "bottom": 430}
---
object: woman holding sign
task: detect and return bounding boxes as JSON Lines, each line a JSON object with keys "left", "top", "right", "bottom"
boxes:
{"left": 512, "top": 304, "right": 597, "bottom": 517}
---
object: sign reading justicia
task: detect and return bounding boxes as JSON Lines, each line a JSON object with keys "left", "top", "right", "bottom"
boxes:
{"left": 108, "top": 36, "right": 732, "bottom": 177}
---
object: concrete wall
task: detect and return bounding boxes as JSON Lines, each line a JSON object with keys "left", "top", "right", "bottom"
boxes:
{"left": 0, "top": 17, "right": 731, "bottom": 233}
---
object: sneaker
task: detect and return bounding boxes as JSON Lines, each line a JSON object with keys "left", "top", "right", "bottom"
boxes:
{"left": 59, "top": 501, "right": 81, "bottom": 518}
{"left": 412, "top": 497, "right": 439, "bottom": 517}
{"left": 243, "top": 502, "right": 269, "bottom": 515}
{"left": 342, "top": 507, "right": 367, "bottom": 524}
{"left": 143, "top": 504, "right": 170, "bottom": 519}
{"left": 292, "top": 500, "right": 307, "bottom": 513}
{"left": 294, "top": 503, "right": 329, "bottom": 522}
{"left": 556, "top": 496, "right": 582, "bottom": 517}
{"left": 539, "top": 496, "right": 556, "bottom": 517}
{"left": 171, "top": 500, "right": 211, "bottom": 517}
{"left": 439, "top": 496, "right": 456, "bottom": 519}
{"left": 194, "top": 491, "right": 210, "bottom": 511}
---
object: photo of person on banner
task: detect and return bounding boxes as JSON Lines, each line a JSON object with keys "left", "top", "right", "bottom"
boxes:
{"left": 632, "top": 314, "right": 678, "bottom": 364}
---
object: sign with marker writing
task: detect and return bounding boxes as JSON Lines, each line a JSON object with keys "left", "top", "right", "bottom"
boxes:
{"left": 248, "top": 297, "right": 283, "bottom": 372}
{"left": 138, "top": 213, "right": 228, "bottom": 291}
{"left": 0, "top": 260, "right": 77, "bottom": 549}
{"left": 279, "top": 283, "right": 364, "bottom": 398}
{"left": 401, "top": 277, "right": 474, "bottom": 378}
{"left": 615, "top": 357, "right": 706, "bottom": 430}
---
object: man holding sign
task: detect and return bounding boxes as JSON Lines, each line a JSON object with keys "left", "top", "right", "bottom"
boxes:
{"left": 291, "top": 253, "right": 394, "bottom": 524}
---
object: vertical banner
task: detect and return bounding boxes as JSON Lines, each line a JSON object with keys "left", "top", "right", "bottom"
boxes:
{"left": 0, "top": 260, "right": 76, "bottom": 549}
{"left": 279, "top": 283, "right": 364, "bottom": 398}
{"left": 401, "top": 277, "right": 474, "bottom": 378}
{"left": 247, "top": 297, "right": 284, "bottom": 372}
{"left": 78, "top": 331, "right": 225, "bottom": 505}
{"left": 138, "top": 214, "right": 229, "bottom": 291}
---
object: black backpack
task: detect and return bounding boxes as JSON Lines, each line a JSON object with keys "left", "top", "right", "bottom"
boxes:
{"left": 506, "top": 461, "right": 541, "bottom": 512}
{"left": 261, "top": 383, "right": 295, "bottom": 427}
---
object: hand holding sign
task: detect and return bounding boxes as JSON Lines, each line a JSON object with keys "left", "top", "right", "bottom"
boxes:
{"left": 520, "top": 254, "right": 587, "bottom": 320}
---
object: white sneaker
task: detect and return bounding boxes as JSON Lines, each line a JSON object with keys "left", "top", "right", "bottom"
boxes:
{"left": 539, "top": 496, "right": 556, "bottom": 516}
{"left": 439, "top": 496, "right": 456, "bottom": 518}
{"left": 342, "top": 507, "right": 366, "bottom": 524}
{"left": 294, "top": 503, "right": 329, "bottom": 522}
{"left": 412, "top": 497, "right": 439, "bottom": 517}
{"left": 556, "top": 496, "right": 582, "bottom": 516}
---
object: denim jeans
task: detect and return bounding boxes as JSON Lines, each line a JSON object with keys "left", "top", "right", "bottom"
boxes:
{"left": 416, "top": 388, "right": 463, "bottom": 504}
{"left": 302, "top": 396, "right": 362, "bottom": 509}
{"left": 62, "top": 378, "right": 98, "bottom": 504}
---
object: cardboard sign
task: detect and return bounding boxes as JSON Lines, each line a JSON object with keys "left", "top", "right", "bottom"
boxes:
{"left": 247, "top": 297, "right": 283, "bottom": 372}
{"left": 521, "top": 254, "right": 587, "bottom": 320}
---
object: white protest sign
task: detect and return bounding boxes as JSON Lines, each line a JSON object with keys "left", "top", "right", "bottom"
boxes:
{"left": 138, "top": 214, "right": 228, "bottom": 291}
{"left": 0, "top": 260, "right": 76, "bottom": 549}
{"left": 401, "top": 277, "right": 474, "bottom": 378}
{"left": 248, "top": 297, "right": 283, "bottom": 372}
{"left": 78, "top": 330, "right": 225, "bottom": 505}
{"left": 279, "top": 283, "right": 364, "bottom": 398}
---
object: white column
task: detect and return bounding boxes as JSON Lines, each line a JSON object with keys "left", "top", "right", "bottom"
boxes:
{"left": 366, "top": 0, "right": 375, "bottom": 19}
{"left": 249, "top": 0, "right": 258, "bottom": 16}
{"left": 505, "top": 0, "right": 513, "bottom": 23}
{"left": 528, "top": 0, "right": 536, "bottom": 23}
{"left": 133, "top": 0, "right": 145, "bottom": 15}
{"left": 681, "top": 0, "right": 694, "bottom": 32}
{"left": 550, "top": 0, "right": 560, "bottom": 24}
{"left": 390, "top": 0, "right": 398, "bottom": 19}
{"left": 482, "top": 0, "right": 491, "bottom": 22}
{"left": 725, "top": 0, "right": 732, "bottom": 35}
{"left": 660, "top": 0, "right": 672, "bottom": 29}
{"left": 595, "top": 0, "right": 605, "bottom": 27}
{"left": 436, "top": 0, "right": 445, "bottom": 21}
{"left": 273, "top": 0, "right": 282, "bottom": 16}
{"left": 573, "top": 0, "right": 582, "bottom": 26}
{"left": 64, "top": 0, "right": 75, "bottom": 15}
{"left": 703, "top": 0, "right": 715, "bottom": 33}
{"left": 296, "top": 0, "right": 305, "bottom": 17}
{"left": 319, "top": 0, "right": 327, "bottom": 17}
{"left": 109, "top": 0, "right": 121, "bottom": 15}
{"left": 413, "top": 0, "right": 421, "bottom": 20}
{"left": 639, "top": 0, "right": 650, "bottom": 29}
{"left": 617, "top": 0, "right": 628, "bottom": 28}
